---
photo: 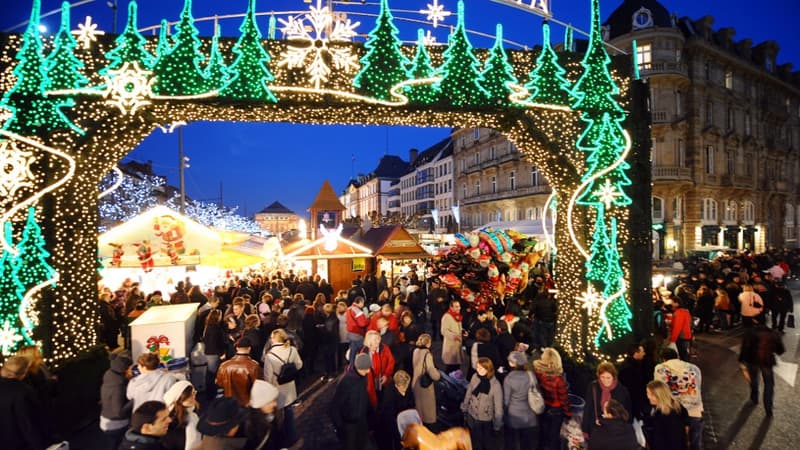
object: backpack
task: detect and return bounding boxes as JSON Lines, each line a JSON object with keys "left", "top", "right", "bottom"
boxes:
{"left": 527, "top": 371, "right": 545, "bottom": 414}
{"left": 270, "top": 347, "right": 299, "bottom": 385}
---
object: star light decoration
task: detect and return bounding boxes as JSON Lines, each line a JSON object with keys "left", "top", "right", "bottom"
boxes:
{"left": 0, "top": 139, "right": 37, "bottom": 198}
{"left": 72, "top": 16, "right": 105, "bottom": 50}
{"left": 0, "top": 320, "right": 24, "bottom": 355}
{"left": 278, "top": 0, "right": 360, "bottom": 89}
{"left": 577, "top": 284, "right": 603, "bottom": 316}
{"left": 594, "top": 178, "right": 623, "bottom": 209}
{"left": 420, "top": 0, "right": 452, "bottom": 28}
{"left": 423, "top": 30, "right": 438, "bottom": 46}
{"left": 102, "top": 61, "right": 155, "bottom": 115}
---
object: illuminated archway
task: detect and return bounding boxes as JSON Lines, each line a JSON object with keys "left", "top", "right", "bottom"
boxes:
{"left": 0, "top": 0, "right": 651, "bottom": 363}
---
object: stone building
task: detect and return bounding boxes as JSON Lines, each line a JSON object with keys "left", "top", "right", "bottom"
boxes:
{"left": 398, "top": 137, "right": 455, "bottom": 233}
{"left": 604, "top": 0, "right": 800, "bottom": 256}
{"left": 253, "top": 201, "right": 300, "bottom": 234}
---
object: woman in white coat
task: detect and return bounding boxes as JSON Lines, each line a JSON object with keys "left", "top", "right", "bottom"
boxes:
{"left": 263, "top": 328, "right": 303, "bottom": 446}
{"left": 412, "top": 333, "right": 441, "bottom": 431}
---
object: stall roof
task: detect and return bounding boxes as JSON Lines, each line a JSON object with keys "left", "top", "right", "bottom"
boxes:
{"left": 358, "top": 225, "right": 432, "bottom": 260}
{"left": 283, "top": 233, "right": 373, "bottom": 260}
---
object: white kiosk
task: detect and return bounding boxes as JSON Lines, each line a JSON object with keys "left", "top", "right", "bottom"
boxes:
{"left": 130, "top": 304, "right": 198, "bottom": 360}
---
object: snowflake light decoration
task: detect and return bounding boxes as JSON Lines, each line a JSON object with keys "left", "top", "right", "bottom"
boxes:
{"left": 423, "top": 30, "right": 438, "bottom": 46}
{"left": 594, "top": 178, "right": 623, "bottom": 209}
{"left": 0, "top": 320, "right": 24, "bottom": 355}
{"left": 577, "top": 284, "right": 602, "bottom": 316}
{"left": 103, "top": 61, "right": 155, "bottom": 115}
{"left": 72, "top": 16, "right": 105, "bottom": 50}
{"left": 420, "top": 0, "right": 452, "bottom": 28}
{"left": 277, "top": 0, "right": 360, "bottom": 89}
{"left": 0, "top": 139, "right": 37, "bottom": 198}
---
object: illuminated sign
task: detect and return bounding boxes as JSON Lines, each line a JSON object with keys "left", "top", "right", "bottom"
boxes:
{"left": 490, "top": 0, "right": 551, "bottom": 17}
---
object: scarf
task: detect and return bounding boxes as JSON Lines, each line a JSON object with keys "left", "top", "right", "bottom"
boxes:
{"left": 473, "top": 374, "right": 491, "bottom": 397}
{"left": 446, "top": 308, "right": 463, "bottom": 323}
{"left": 600, "top": 379, "right": 618, "bottom": 408}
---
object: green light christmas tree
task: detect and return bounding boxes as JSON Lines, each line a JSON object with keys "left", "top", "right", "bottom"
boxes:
{"left": 12, "top": 207, "right": 54, "bottom": 344}
{"left": 1, "top": 0, "right": 77, "bottom": 134}
{"left": 577, "top": 113, "right": 631, "bottom": 207}
{"left": 221, "top": 0, "right": 277, "bottom": 102}
{"left": 152, "top": 0, "right": 209, "bottom": 96}
{"left": 102, "top": 1, "right": 155, "bottom": 73}
{"left": 154, "top": 20, "right": 172, "bottom": 62}
{"left": 480, "top": 24, "right": 517, "bottom": 106}
{"left": 44, "top": 1, "right": 89, "bottom": 91}
{"left": 204, "top": 25, "right": 230, "bottom": 91}
{"left": 525, "top": 21, "right": 572, "bottom": 106}
{"left": 405, "top": 29, "right": 439, "bottom": 105}
{"left": 353, "top": 0, "right": 410, "bottom": 101}
{"left": 595, "top": 217, "right": 632, "bottom": 346}
{"left": 0, "top": 222, "right": 26, "bottom": 355}
{"left": 585, "top": 205, "right": 611, "bottom": 283}
{"left": 437, "top": 1, "right": 488, "bottom": 106}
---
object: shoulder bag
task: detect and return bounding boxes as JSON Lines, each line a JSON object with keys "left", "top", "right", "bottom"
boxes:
{"left": 419, "top": 350, "right": 434, "bottom": 388}
{"left": 527, "top": 371, "right": 545, "bottom": 414}
{"left": 270, "top": 347, "right": 299, "bottom": 385}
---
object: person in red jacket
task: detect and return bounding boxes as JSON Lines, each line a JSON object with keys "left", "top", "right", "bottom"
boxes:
{"left": 358, "top": 330, "right": 395, "bottom": 411}
{"left": 367, "top": 303, "right": 400, "bottom": 334}
{"left": 346, "top": 296, "right": 370, "bottom": 366}
{"left": 669, "top": 298, "right": 693, "bottom": 361}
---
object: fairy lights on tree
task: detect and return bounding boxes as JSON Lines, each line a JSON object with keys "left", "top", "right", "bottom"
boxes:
{"left": 480, "top": 24, "right": 517, "bottom": 106}
{"left": 204, "top": 25, "right": 230, "bottom": 91}
{"left": 152, "top": 0, "right": 208, "bottom": 96}
{"left": 437, "top": 1, "right": 488, "bottom": 106}
{"left": 525, "top": 21, "right": 572, "bottom": 106}
{"left": 221, "top": 0, "right": 277, "bottom": 102}
{"left": 353, "top": 0, "right": 409, "bottom": 100}
{"left": 44, "top": 2, "right": 89, "bottom": 92}
{"left": 405, "top": 29, "right": 439, "bottom": 104}
{"left": 102, "top": 1, "right": 154, "bottom": 73}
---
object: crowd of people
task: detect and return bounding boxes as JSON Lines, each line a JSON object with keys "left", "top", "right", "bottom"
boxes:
{"left": 0, "top": 247, "right": 796, "bottom": 450}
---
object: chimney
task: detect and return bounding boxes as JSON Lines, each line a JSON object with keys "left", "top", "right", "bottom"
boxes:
{"left": 409, "top": 148, "right": 419, "bottom": 164}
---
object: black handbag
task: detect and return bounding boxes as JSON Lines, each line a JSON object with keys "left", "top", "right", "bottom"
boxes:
{"left": 419, "top": 350, "right": 433, "bottom": 388}
{"left": 788, "top": 313, "right": 796, "bottom": 329}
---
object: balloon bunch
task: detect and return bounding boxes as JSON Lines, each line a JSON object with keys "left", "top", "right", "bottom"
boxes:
{"left": 432, "top": 228, "right": 542, "bottom": 311}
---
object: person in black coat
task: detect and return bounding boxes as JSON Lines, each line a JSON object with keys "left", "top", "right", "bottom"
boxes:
{"left": 582, "top": 362, "right": 632, "bottom": 440}
{"left": 587, "top": 399, "right": 640, "bottom": 450}
{"left": 376, "top": 371, "right": 416, "bottom": 450}
{"left": 118, "top": 401, "right": 172, "bottom": 450}
{"left": 0, "top": 356, "right": 45, "bottom": 450}
{"left": 618, "top": 344, "right": 648, "bottom": 420}
{"left": 330, "top": 353, "right": 373, "bottom": 450}
{"left": 100, "top": 351, "right": 134, "bottom": 449}
{"left": 739, "top": 319, "right": 786, "bottom": 415}
{"left": 319, "top": 304, "right": 340, "bottom": 380}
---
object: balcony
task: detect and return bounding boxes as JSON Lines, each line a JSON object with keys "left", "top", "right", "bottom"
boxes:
{"left": 652, "top": 166, "right": 692, "bottom": 181}
{"left": 463, "top": 161, "right": 482, "bottom": 174}
{"left": 462, "top": 184, "right": 552, "bottom": 204}
{"left": 704, "top": 174, "right": 721, "bottom": 185}
{"left": 732, "top": 175, "right": 752, "bottom": 188}
{"left": 639, "top": 60, "right": 689, "bottom": 78}
{"left": 651, "top": 110, "right": 670, "bottom": 123}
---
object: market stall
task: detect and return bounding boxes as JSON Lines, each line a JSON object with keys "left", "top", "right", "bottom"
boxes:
{"left": 357, "top": 225, "right": 432, "bottom": 283}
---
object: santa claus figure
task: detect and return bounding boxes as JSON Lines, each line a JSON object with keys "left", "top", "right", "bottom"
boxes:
{"left": 137, "top": 240, "right": 154, "bottom": 272}
{"left": 153, "top": 215, "right": 186, "bottom": 255}
{"left": 108, "top": 243, "right": 124, "bottom": 267}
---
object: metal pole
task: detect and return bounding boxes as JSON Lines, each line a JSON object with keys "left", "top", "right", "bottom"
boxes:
{"left": 178, "top": 127, "right": 186, "bottom": 214}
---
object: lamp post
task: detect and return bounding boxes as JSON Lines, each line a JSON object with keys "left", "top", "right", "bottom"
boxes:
{"left": 178, "top": 127, "right": 190, "bottom": 214}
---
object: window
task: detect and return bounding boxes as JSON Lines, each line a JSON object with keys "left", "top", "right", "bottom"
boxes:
{"left": 636, "top": 43, "right": 652, "bottom": 70}
{"left": 676, "top": 139, "right": 685, "bottom": 166}
{"left": 705, "top": 99, "right": 713, "bottom": 125}
{"left": 727, "top": 107, "right": 734, "bottom": 130}
{"left": 473, "top": 128, "right": 480, "bottom": 140}
{"left": 460, "top": 159, "right": 465, "bottom": 172}
{"left": 475, "top": 180, "right": 480, "bottom": 196}
{"left": 462, "top": 183, "right": 467, "bottom": 199}
{"left": 509, "top": 171, "right": 516, "bottom": 190}
{"left": 745, "top": 154, "right": 753, "bottom": 176}
{"left": 489, "top": 146, "right": 496, "bottom": 159}
{"left": 652, "top": 196, "right": 664, "bottom": 221}
{"left": 704, "top": 61, "right": 711, "bottom": 80}
{"left": 725, "top": 69, "right": 733, "bottom": 89}
{"left": 723, "top": 200, "right": 738, "bottom": 223}
{"left": 474, "top": 152, "right": 480, "bottom": 165}
{"left": 744, "top": 113, "right": 752, "bottom": 136}
{"left": 675, "top": 90, "right": 682, "bottom": 116}
{"left": 531, "top": 167, "right": 540, "bottom": 186}
{"left": 490, "top": 176, "right": 497, "bottom": 193}
{"left": 672, "top": 197, "right": 682, "bottom": 222}
{"left": 765, "top": 56, "right": 774, "bottom": 72}
{"left": 785, "top": 204, "right": 794, "bottom": 226}
{"left": 705, "top": 146, "right": 714, "bottom": 174}
{"left": 727, "top": 150, "right": 735, "bottom": 175}
{"left": 743, "top": 201, "right": 755, "bottom": 223}
{"left": 702, "top": 198, "right": 718, "bottom": 222}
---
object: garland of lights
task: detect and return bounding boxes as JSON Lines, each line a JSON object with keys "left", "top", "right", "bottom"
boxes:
{"left": 0, "top": 0, "right": 643, "bottom": 363}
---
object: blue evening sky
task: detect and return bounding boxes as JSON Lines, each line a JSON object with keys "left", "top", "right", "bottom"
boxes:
{"left": 2, "top": 0, "right": 798, "bottom": 217}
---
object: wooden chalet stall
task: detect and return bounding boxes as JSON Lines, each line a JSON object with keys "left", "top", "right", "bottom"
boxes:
{"left": 358, "top": 225, "right": 432, "bottom": 283}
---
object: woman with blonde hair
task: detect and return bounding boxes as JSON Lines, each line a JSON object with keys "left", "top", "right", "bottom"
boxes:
{"left": 645, "top": 380, "right": 689, "bottom": 450}
{"left": 264, "top": 327, "right": 303, "bottom": 446}
{"left": 534, "top": 348, "right": 571, "bottom": 450}
{"left": 461, "top": 357, "right": 503, "bottom": 450}
{"left": 377, "top": 370, "right": 415, "bottom": 450}
{"left": 714, "top": 287, "right": 731, "bottom": 330}
{"left": 412, "top": 333, "right": 441, "bottom": 431}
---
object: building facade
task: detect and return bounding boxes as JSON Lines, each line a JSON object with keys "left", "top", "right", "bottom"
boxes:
{"left": 341, "top": 155, "right": 409, "bottom": 223}
{"left": 452, "top": 127, "right": 552, "bottom": 231}
{"left": 254, "top": 201, "right": 300, "bottom": 234}
{"left": 605, "top": 0, "right": 800, "bottom": 256}
{"left": 399, "top": 138, "right": 455, "bottom": 233}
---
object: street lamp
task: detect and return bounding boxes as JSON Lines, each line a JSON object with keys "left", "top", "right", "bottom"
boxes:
{"left": 106, "top": 0, "right": 118, "bottom": 34}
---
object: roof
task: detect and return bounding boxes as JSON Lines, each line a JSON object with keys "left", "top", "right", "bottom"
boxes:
{"left": 372, "top": 155, "right": 409, "bottom": 178}
{"left": 258, "top": 201, "right": 294, "bottom": 214}
{"left": 356, "top": 225, "right": 431, "bottom": 259}
{"left": 604, "top": 0, "right": 673, "bottom": 40}
{"left": 309, "top": 180, "right": 346, "bottom": 211}
{"left": 408, "top": 137, "right": 453, "bottom": 170}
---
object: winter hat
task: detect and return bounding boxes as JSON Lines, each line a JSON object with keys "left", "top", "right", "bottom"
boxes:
{"left": 109, "top": 350, "right": 133, "bottom": 373}
{"left": 368, "top": 304, "right": 381, "bottom": 313}
{"left": 163, "top": 380, "right": 194, "bottom": 410}
{"left": 197, "top": 397, "right": 249, "bottom": 436}
{"left": 249, "top": 380, "right": 279, "bottom": 409}
{"left": 355, "top": 352, "right": 372, "bottom": 371}
{"left": 508, "top": 351, "right": 528, "bottom": 368}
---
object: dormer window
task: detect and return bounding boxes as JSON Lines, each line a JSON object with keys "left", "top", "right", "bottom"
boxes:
{"left": 765, "top": 56, "right": 774, "bottom": 72}
{"left": 601, "top": 25, "right": 610, "bottom": 41}
{"left": 632, "top": 7, "right": 653, "bottom": 30}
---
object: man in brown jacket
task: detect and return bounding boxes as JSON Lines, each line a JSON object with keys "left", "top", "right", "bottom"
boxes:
{"left": 216, "top": 336, "right": 263, "bottom": 406}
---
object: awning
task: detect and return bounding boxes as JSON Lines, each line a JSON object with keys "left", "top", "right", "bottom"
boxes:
{"left": 377, "top": 252, "right": 433, "bottom": 260}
